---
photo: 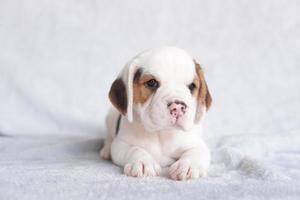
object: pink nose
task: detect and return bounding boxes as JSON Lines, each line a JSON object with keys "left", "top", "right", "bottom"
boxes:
{"left": 168, "top": 101, "right": 187, "bottom": 119}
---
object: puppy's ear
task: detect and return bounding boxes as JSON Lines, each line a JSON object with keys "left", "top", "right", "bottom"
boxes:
{"left": 194, "top": 60, "right": 212, "bottom": 123}
{"left": 108, "top": 59, "right": 138, "bottom": 122}
{"left": 109, "top": 78, "right": 127, "bottom": 115}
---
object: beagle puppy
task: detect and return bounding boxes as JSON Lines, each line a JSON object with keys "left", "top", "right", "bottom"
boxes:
{"left": 100, "top": 47, "right": 212, "bottom": 180}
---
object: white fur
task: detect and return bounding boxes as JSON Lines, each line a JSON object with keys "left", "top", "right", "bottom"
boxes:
{"left": 100, "top": 47, "right": 211, "bottom": 180}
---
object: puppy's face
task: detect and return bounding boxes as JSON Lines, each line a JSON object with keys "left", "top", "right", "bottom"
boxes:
{"left": 109, "top": 47, "right": 211, "bottom": 132}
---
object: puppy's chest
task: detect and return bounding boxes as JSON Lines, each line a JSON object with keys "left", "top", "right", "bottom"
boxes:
{"left": 120, "top": 130, "right": 200, "bottom": 167}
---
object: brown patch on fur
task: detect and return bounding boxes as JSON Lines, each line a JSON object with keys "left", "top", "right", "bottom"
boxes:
{"left": 133, "top": 70, "right": 156, "bottom": 105}
{"left": 191, "top": 77, "right": 200, "bottom": 97}
{"left": 109, "top": 78, "right": 127, "bottom": 115}
{"left": 194, "top": 61, "right": 212, "bottom": 110}
{"left": 134, "top": 68, "right": 143, "bottom": 82}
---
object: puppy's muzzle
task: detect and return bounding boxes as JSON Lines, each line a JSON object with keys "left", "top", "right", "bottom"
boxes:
{"left": 168, "top": 100, "right": 187, "bottom": 120}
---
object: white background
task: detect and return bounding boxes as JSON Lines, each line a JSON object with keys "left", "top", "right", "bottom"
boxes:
{"left": 0, "top": 0, "right": 299, "bottom": 138}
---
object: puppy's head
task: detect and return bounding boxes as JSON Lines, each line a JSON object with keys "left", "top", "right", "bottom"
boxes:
{"left": 109, "top": 47, "right": 212, "bottom": 132}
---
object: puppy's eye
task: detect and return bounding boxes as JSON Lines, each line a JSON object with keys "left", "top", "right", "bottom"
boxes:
{"left": 188, "top": 83, "right": 196, "bottom": 92}
{"left": 145, "top": 79, "right": 159, "bottom": 89}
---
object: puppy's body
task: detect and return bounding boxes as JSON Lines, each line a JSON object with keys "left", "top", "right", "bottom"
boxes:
{"left": 101, "top": 47, "right": 211, "bottom": 180}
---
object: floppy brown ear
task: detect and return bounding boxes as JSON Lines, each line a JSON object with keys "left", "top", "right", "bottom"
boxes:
{"left": 109, "top": 78, "right": 128, "bottom": 115}
{"left": 194, "top": 61, "right": 212, "bottom": 123}
{"left": 108, "top": 59, "right": 138, "bottom": 121}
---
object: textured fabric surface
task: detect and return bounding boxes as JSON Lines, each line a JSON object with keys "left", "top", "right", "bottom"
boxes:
{"left": 0, "top": 134, "right": 299, "bottom": 200}
{"left": 0, "top": 0, "right": 299, "bottom": 199}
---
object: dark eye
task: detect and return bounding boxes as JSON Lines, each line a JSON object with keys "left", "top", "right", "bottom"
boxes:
{"left": 188, "top": 83, "right": 196, "bottom": 92}
{"left": 145, "top": 79, "right": 159, "bottom": 89}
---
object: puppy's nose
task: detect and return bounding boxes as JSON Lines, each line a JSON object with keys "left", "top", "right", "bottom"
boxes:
{"left": 168, "top": 101, "right": 187, "bottom": 118}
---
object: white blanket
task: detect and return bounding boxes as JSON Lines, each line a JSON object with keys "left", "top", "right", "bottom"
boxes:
{"left": 0, "top": 133, "right": 299, "bottom": 200}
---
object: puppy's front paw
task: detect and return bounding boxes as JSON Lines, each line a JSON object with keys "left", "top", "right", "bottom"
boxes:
{"left": 124, "top": 160, "right": 161, "bottom": 177}
{"left": 169, "top": 160, "right": 207, "bottom": 181}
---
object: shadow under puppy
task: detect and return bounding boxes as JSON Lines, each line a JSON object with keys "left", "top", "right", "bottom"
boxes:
{"left": 100, "top": 47, "right": 212, "bottom": 181}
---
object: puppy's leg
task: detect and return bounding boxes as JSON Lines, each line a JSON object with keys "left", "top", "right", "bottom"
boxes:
{"left": 111, "top": 139, "right": 161, "bottom": 177}
{"left": 100, "top": 109, "right": 119, "bottom": 160}
{"left": 169, "top": 140, "right": 210, "bottom": 181}
{"left": 100, "top": 131, "right": 113, "bottom": 160}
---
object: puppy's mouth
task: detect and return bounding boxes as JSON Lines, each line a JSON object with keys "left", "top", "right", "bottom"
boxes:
{"left": 170, "top": 116, "right": 183, "bottom": 126}
{"left": 164, "top": 116, "right": 186, "bottom": 131}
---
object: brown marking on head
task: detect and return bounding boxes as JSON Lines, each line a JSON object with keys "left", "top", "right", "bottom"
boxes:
{"left": 133, "top": 68, "right": 157, "bottom": 105}
{"left": 190, "top": 77, "right": 200, "bottom": 97}
{"left": 194, "top": 61, "right": 212, "bottom": 110}
{"left": 133, "top": 68, "right": 143, "bottom": 82}
{"left": 109, "top": 78, "right": 127, "bottom": 115}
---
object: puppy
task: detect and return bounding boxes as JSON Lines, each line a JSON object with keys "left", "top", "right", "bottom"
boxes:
{"left": 100, "top": 47, "right": 212, "bottom": 180}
